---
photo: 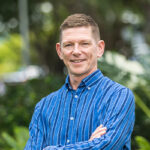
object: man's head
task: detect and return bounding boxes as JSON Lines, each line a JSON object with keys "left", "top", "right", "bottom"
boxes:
{"left": 59, "top": 13, "right": 100, "bottom": 42}
{"left": 56, "top": 13, "right": 105, "bottom": 78}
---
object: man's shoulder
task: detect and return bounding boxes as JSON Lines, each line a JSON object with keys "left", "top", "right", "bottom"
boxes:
{"left": 102, "top": 76, "right": 133, "bottom": 94}
{"left": 101, "top": 76, "right": 135, "bottom": 109}
{"left": 35, "top": 84, "right": 65, "bottom": 109}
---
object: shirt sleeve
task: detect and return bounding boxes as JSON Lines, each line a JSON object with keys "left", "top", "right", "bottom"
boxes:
{"left": 43, "top": 88, "right": 135, "bottom": 150}
{"left": 24, "top": 98, "right": 46, "bottom": 150}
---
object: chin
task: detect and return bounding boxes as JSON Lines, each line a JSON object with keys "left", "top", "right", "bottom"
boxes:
{"left": 71, "top": 70, "right": 89, "bottom": 77}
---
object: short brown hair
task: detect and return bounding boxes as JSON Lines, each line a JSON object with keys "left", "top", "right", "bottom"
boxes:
{"left": 59, "top": 13, "right": 100, "bottom": 41}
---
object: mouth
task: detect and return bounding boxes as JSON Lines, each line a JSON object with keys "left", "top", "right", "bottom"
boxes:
{"left": 70, "top": 59, "right": 86, "bottom": 63}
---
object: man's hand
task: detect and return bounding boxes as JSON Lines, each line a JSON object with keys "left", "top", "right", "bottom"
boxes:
{"left": 89, "top": 125, "right": 107, "bottom": 141}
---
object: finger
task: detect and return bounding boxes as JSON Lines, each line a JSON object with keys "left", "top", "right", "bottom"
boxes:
{"left": 89, "top": 130, "right": 106, "bottom": 141}
{"left": 89, "top": 124, "right": 107, "bottom": 141}
{"left": 90, "top": 127, "right": 107, "bottom": 141}
{"left": 92, "top": 129, "right": 106, "bottom": 138}
{"left": 91, "top": 124, "right": 103, "bottom": 136}
{"left": 89, "top": 134, "right": 101, "bottom": 141}
{"left": 91, "top": 126, "right": 107, "bottom": 138}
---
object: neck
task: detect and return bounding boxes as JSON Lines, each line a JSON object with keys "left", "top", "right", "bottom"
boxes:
{"left": 69, "top": 69, "right": 97, "bottom": 90}
{"left": 69, "top": 75, "right": 84, "bottom": 90}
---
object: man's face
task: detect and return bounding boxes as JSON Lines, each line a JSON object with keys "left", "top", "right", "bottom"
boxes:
{"left": 56, "top": 26, "right": 104, "bottom": 77}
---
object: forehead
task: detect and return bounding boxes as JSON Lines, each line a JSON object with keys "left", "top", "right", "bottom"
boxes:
{"left": 61, "top": 26, "right": 93, "bottom": 42}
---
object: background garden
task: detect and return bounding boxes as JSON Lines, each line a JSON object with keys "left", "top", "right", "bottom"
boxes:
{"left": 0, "top": 0, "right": 150, "bottom": 149}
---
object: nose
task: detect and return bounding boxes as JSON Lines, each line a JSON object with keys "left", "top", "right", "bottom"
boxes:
{"left": 72, "top": 44, "right": 81, "bottom": 56}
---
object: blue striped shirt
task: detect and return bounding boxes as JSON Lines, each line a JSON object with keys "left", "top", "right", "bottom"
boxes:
{"left": 25, "top": 69, "right": 135, "bottom": 150}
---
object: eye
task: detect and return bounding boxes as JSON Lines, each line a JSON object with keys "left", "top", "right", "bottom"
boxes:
{"left": 64, "top": 43, "right": 73, "bottom": 47}
{"left": 80, "top": 42, "right": 90, "bottom": 47}
{"left": 82, "top": 42, "right": 89, "bottom": 45}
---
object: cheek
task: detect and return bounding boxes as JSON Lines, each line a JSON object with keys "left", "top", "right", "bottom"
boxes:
{"left": 62, "top": 52, "right": 70, "bottom": 63}
{"left": 89, "top": 52, "right": 98, "bottom": 64}
{"left": 88, "top": 51, "right": 95, "bottom": 59}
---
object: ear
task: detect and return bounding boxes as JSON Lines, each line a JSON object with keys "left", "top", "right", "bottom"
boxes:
{"left": 56, "top": 43, "right": 63, "bottom": 60}
{"left": 97, "top": 40, "right": 105, "bottom": 58}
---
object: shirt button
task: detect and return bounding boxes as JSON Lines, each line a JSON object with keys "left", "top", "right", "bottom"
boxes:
{"left": 70, "top": 117, "right": 74, "bottom": 120}
{"left": 67, "top": 139, "right": 70, "bottom": 143}
{"left": 74, "top": 95, "right": 78, "bottom": 98}
{"left": 87, "top": 87, "right": 91, "bottom": 90}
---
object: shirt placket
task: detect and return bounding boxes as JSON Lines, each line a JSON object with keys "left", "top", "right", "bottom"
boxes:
{"left": 66, "top": 89, "right": 80, "bottom": 144}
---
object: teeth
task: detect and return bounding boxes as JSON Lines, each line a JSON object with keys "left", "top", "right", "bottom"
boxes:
{"left": 71, "top": 59, "right": 85, "bottom": 63}
{"left": 74, "top": 60, "right": 81, "bottom": 63}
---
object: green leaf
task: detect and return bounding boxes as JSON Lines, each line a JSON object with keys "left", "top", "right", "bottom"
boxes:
{"left": 2, "top": 132, "right": 17, "bottom": 149}
{"left": 134, "top": 93, "right": 150, "bottom": 118}
{"left": 14, "top": 126, "right": 29, "bottom": 148}
{"left": 135, "top": 136, "right": 150, "bottom": 150}
{"left": 1, "top": 126, "right": 29, "bottom": 150}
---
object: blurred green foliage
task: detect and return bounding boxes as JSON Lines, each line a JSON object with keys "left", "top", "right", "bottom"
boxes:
{"left": 135, "top": 136, "right": 150, "bottom": 150}
{"left": 2, "top": 126, "right": 29, "bottom": 150}
{"left": 0, "top": 74, "right": 65, "bottom": 149}
{"left": 0, "top": 34, "right": 22, "bottom": 74}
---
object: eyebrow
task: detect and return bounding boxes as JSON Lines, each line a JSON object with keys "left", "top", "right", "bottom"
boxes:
{"left": 63, "top": 39, "right": 91, "bottom": 43}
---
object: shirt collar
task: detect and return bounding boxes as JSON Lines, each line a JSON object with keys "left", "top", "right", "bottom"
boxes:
{"left": 65, "top": 75, "right": 71, "bottom": 89}
{"left": 65, "top": 69, "right": 103, "bottom": 90}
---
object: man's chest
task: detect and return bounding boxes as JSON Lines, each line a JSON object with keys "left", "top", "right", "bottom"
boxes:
{"left": 42, "top": 90, "right": 106, "bottom": 145}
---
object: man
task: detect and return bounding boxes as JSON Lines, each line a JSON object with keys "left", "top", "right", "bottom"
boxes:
{"left": 25, "top": 13, "right": 135, "bottom": 150}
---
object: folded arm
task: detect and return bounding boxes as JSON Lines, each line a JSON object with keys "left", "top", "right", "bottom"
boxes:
{"left": 25, "top": 89, "right": 135, "bottom": 150}
{"left": 43, "top": 89, "right": 135, "bottom": 150}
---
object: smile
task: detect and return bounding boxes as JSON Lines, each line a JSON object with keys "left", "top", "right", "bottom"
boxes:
{"left": 70, "top": 59, "right": 85, "bottom": 63}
